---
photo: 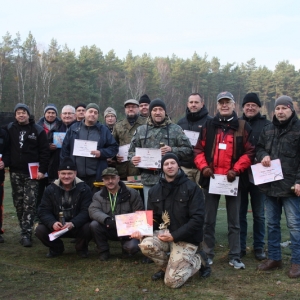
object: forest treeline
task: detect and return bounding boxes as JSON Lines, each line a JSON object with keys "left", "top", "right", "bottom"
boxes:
{"left": 1, "top": 31, "right": 300, "bottom": 121}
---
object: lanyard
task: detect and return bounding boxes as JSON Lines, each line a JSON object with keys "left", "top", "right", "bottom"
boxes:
{"left": 108, "top": 192, "right": 118, "bottom": 214}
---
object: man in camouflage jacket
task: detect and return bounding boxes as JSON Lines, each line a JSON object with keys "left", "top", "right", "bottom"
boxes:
{"left": 128, "top": 99, "right": 192, "bottom": 209}
{"left": 113, "top": 99, "right": 146, "bottom": 180}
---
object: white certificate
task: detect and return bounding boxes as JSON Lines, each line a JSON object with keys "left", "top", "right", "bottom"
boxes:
{"left": 250, "top": 159, "right": 283, "bottom": 185}
{"left": 73, "top": 139, "right": 97, "bottom": 157}
{"left": 184, "top": 130, "right": 200, "bottom": 146}
{"left": 118, "top": 144, "right": 130, "bottom": 162}
{"left": 135, "top": 147, "right": 161, "bottom": 169}
{"left": 209, "top": 174, "right": 239, "bottom": 196}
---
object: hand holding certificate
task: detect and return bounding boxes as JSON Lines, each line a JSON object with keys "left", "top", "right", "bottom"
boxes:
{"left": 115, "top": 211, "right": 153, "bottom": 236}
{"left": 209, "top": 174, "right": 239, "bottom": 196}
{"left": 135, "top": 147, "right": 161, "bottom": 169}
{"left": 250, "top": 159, "right": 283, "bottom": 185}
{"left": 73, "top": 139, "right": 98, "bottom": 157}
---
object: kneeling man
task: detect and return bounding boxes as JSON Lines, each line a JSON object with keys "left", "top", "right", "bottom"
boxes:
{"left": 132, "top": 153, "right": 205, "bottom": 289}
{"left": 89, "top": 168, "right": 144, "bottom": 261}
{"left": 35, "top": 157, "right": 92, "bottom": 258}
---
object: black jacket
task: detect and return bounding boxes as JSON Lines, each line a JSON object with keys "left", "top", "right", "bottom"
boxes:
{"left": 0, "top": 128, "right": 10, "bottom": 182}
{"left": 37, "top": 117, "right": 69, "bottom": 182}
{"left": 148, "top": 170, "right": 205, "bottom": 245}
{"left": 177, "top": 106, "right": 212, "bottom": 168}
{"left": 256, "top": 112, "right": 300, "bottom": 197}
{"left": 7, "top": 118, "right": 50, "bottom": 174}
{"left": 38, "top": 177, "right": 92, "bottom": 230}
{"left": 240, "top": 113, "right": 271, "bottom": 147}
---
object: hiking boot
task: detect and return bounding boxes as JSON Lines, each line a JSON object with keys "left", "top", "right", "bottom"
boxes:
{"left": 20, "top": 236, "right": 32, "bottom": 247}
{"left": 199, "top": 250, "right": 211, "bottom": 278}
{"left": 240, "top": 249, "right": 246, "bottom": 258}
{"left": 151, "top": 270, "right": 165, "bottom": 281}
{"left": 0, "top": 235, "right": 4, "bottom": 243}
{"left": 254, "top": 248, "right": 267, "bottom": 261}
{"left": 46, "top": 250, "right": 63, "bottom": 258}
{"left": 229, "top": 258, "right": 245, "bottom": 269}
{"left": 257, "top": 259, "right": 282, "bottom": 271}
{"left": 288, "top": 264, "right": 300, "bottom": 278}
{"left": 99, "top": 251, "right": 110, "bottom": 261}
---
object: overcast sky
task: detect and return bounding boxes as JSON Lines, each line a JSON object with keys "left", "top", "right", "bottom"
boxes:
{"left": 1, "top": 0, "right": 300, "bottom": 70}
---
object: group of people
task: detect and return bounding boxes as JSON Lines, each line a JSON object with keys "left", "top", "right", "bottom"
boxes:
{"left": 0, "top": 90, "right": 300, "bottom": 289}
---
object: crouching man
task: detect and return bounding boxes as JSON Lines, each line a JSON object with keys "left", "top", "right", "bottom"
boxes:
{"left": 35, "top": 157, "right": 92, "bottom": 258}
{"left": 131, "top": 153, "right": 206, "bottom": 289}
{"left": 89, "top": 167, "right": 144, "bottom": 261}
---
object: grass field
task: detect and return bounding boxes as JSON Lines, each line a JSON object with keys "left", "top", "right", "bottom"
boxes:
{"left": 0, "top": 176, "right": 300, "bottom": 300}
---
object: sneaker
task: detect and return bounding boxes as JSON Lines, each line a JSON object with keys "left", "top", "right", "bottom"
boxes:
{"left": 229, "top": 258, "right": 245, "bottom": 269}
{"left": 0, "top": 235, "right": 4, "bottom": 243}
{"left": 20, "top": 236, "right": 32, "bottom": 247}
{"left": 207, "top": 258, "right": 213, "bottom": 265}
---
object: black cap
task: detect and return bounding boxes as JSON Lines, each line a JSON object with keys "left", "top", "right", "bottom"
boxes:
{"left": 242, "top": 93, "right": 261, "bottom": 107}
{"left": 149, "top": 98, "right": 166, "bottom": 113}
{"left": 161, "top": 153, "right": 180, "bottom": 170}
{"left": 75, "top": 103, "right": 86, "bottom": 110}
{"left": 139, "top": 94, "right": 151, "bottom": 104}
{"left": 58, "top": 157, "right": 77, "bottom": 171}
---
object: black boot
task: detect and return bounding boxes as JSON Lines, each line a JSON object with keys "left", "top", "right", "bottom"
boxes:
{"left": 199, "top": 250, "right": 211, "bottom": 278}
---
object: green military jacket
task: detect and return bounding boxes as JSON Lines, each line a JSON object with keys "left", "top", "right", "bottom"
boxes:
{"left": 113, "top": 115, "right": 146, "bottom": 180}
{"left": 128, "top": 116, "right": 192, "bottom": 186}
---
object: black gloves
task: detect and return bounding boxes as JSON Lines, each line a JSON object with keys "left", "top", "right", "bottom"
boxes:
{"left": 105, "top": 217, "right": 116, "bottom": 229}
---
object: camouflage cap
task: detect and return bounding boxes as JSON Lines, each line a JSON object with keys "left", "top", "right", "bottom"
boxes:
{"left": 217, "top": 91, "right": 235, "bottom": 103}
{"left": 102, "top": 167, "right": 119, "bottom": 177}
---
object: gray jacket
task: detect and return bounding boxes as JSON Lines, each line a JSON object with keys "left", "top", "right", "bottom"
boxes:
{"left": 88, "top": 181, "right": 144, "bottom": 224}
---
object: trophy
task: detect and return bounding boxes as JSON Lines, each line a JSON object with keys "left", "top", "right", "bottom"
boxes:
{"left": 154, "top": 211, "right": 170, "bottom": 236}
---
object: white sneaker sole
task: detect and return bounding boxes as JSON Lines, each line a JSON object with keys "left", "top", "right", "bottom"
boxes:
{"left": 229, "top": 262, "right": 245, "bottom": 269}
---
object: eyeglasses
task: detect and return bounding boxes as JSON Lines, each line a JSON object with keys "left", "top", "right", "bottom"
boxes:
{"left": 62, "top": 112, "right": 75, "bottom": 115}
{"left": 244, "top": 104, "right": 259, "bottom": 108}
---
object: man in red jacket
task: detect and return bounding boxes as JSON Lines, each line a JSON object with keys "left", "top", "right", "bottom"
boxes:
{"left": 194, "top": 91, "right": 255, "bottom": 269}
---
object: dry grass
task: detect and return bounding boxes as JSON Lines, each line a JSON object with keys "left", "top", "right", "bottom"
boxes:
{"left": 1, "top": 176, "right": 300, "bottom": 300}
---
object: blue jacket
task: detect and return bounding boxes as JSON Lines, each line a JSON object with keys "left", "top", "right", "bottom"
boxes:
{"left": 61, "top": 120, "right": 118, "bottom": 181}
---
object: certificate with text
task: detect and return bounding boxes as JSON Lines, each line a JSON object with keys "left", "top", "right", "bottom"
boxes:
{"left": 250, "top": 159, "right": 283, "bottom": 185}
{"left": 209, "top": 174, "right": 239, "bottom": 196}
{"left": 184, "top": 130, "right": 200, "bottom": 146}
{"left": 73, "top": 139, "right": 97, "bottom": 157}
{"left": 115, "top": 211, "right": 153, "bottom": 237}
{"left": 135, "top": 147, "right": 161, "bottom": 169}
{"left": 118, "top": 144, "right": 130, "bottom": 162}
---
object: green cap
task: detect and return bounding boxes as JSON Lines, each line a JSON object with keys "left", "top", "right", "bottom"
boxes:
{"left": 102, "top": 167, "right": 119, "bottom": 177}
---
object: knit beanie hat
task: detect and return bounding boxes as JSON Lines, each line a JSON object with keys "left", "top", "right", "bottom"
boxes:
{"left": 139, "top": 94, "right": 151, "bottom": 104}
{"left": 58, "top": 157, "right": 77, "bottom": 171}
{"left": 275, "top": 95, "right": 294, "bottom": 111}
{"left": 161, "top": 153, "right": 180, "bottom": 169}
{"left": 86, "top": 103, "right": 99, "bottom": 113}
{"left": 149, "top": 99, "right": 166, "bottom": 113}
{"left": 14, "top": 103, "right": 31, "bottom": 115}
{"left": 75, "top": 103, "right": 86, "bottom": 110}
{"left": 104, "top": 107, "right": 117, "bottom": 118}
{"left": 242, "top": 93, "right": 261, "bottom": 107}
{"left": 44, "top": 103, "right": 58, "bottom": 115}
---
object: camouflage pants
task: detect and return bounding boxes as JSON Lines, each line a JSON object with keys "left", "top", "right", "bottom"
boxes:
{"left": 10, "top": 172, "right": 38, "bottom": 238}
{"left": 139, "top": 236, "right": 201, "bottom": 288}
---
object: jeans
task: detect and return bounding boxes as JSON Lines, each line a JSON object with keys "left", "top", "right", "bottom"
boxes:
{"left": 202, "top": 189, "right": 241, "bottom": 260}
{"left": 265, "top": 196, "right": 300, "bottom": 264}
{"left": 240, "top": 183, "right": 265, "bottom": 251}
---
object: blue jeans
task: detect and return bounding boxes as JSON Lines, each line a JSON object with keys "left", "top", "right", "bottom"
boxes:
{"left": 240, "top": 183, "right": 265, "bottom": 251}
{"left": 265, "top": 196, "right": 300, "bottom": 264}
